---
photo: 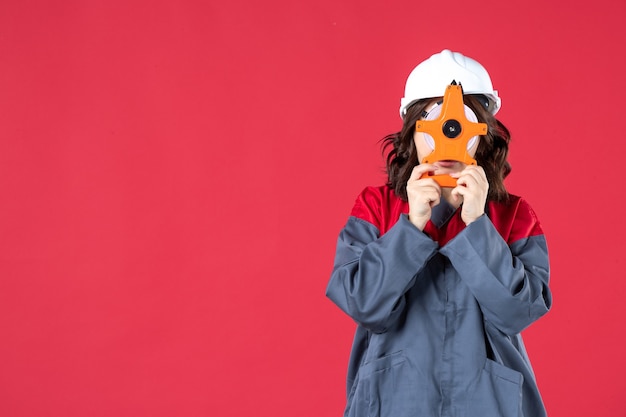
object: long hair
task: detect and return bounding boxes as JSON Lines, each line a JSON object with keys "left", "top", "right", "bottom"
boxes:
{"left": 382, "top": 95, "right": 511, "bottom": 202}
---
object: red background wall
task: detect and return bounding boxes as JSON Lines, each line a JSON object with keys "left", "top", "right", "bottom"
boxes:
{"left": 1, "top": 1, "right": 625, "bottom": 416}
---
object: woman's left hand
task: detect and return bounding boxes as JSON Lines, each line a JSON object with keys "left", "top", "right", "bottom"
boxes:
{"left": 450, "top": 165, "right": 489, "bottom": 225}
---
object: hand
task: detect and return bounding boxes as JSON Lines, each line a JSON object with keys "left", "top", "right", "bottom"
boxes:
{"left": 406, "top": 164, "right": 442, "bottom": 231}
{"left": 450, "top": 165, "right": 489, "bottom": 225}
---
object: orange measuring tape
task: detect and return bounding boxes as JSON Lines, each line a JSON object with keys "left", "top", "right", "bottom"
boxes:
{"left": 415, "top": 82, "right": 488, "bottom": 188}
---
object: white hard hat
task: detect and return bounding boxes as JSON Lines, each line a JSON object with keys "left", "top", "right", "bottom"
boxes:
{"left": 399, "top": 49, "right": 501, "bottom": 118}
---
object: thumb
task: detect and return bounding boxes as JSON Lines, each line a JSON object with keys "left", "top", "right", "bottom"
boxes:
{"left": 450, "top": 187, "right": 464, "bottom": 203}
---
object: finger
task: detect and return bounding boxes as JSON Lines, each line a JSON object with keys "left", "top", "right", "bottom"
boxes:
{"left": 458, "top": 165, "right": 487, "bottom": 183}
{"left": 454, "top": 167, "right": 484, "bottom": 189}
{"left": 407, "top": 182, "right": 442, "bottom": 201}
{"left": 425, "top": 188, "right": 441, "bottom": 203}
{"left": 455, "top": 173, "right": 477, "bottom": 189}
{"left": 408, "top": 163, "right": 438, "bottom": 182}
{"left": 451, "top": 165, "right": 484, "bottom": 176}
{"left": 451, "top": 185, "right": 468, "bottom": 199}
{"left": 463, "top": 166, "right": 487, "bottom": 184}
{"left": 449, "top": 188, "right": 464, "bottom": 205}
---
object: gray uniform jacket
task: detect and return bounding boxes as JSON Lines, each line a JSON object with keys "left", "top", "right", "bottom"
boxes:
{"left": 326, "top": 185, "right": 552, "bottom": 417}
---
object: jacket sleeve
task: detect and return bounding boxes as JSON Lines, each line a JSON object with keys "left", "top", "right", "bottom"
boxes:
{"left": 439, "top": 201, "right": 552, "bottom": 336}
{"left": 326, "top": 214, "right": 439, "bottom": 333}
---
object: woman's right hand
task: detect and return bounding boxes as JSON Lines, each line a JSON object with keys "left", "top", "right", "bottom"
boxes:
{"left": 406, "top": 164, "right": 441, "bottom": 231}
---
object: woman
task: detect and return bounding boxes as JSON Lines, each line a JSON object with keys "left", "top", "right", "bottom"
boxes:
{"left": 326, "top": 49, "right": 552, "bottom": 417}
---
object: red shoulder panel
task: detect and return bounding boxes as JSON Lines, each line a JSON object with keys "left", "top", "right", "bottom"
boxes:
{"left": 350, "top": 187, "right": 544, "bottom": 245}
{"left": 350, "top": 185, "right": 407, "bottom": 235}
{"left": 489, "top": 196, "right": 544, "bottom": 244}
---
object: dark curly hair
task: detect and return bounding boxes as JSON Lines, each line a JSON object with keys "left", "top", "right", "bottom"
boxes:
{"left": 382, "top": 95, "right": 512, "bottom": 202}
